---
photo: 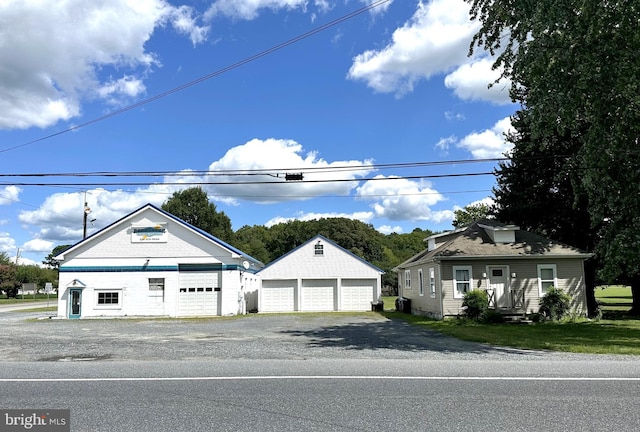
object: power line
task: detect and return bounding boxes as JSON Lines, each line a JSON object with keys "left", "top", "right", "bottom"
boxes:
{"left": 0, "top": 157, "right": 507, "bottom": 178}
{"left": 0, "top": 0, "right": 393, "bottom": 154}
{"left": 2, "top": 171, "right": 494, "bottom": 187}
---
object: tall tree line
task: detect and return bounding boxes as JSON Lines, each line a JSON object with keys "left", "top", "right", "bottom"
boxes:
{"left": 467, "top": 0, "right": 640, "bottom": 314}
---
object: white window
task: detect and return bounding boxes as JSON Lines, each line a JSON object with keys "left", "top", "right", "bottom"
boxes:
{"left": 404, "top": 270, "right": 411, "bottom": 290}
{"left": 418, "top": 269, "right": 424, "bottom": 296}
{"left": 149, "top": 278, "right": 165, "bottom": 302}
{"left": 95, "top": 289, "right": 122, "bottom": 309}
{"left": 537, "top": 264, "right": 557, "bottom": 296}
{"left": 453, "top": 266, "right": 473, "bottom": 299}
{"left": 429, "top": 268, "right": 436, "bottom": 298}
{"left": 314, "top": 242, "right": 324, "bottom": 256}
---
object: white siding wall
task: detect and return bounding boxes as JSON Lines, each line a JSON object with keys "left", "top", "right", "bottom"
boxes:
{"left": 259, "top": 237, "right": 383, "bottom": 312}
{"left": 57, "top": 207, "right": 254, "bottom": 318}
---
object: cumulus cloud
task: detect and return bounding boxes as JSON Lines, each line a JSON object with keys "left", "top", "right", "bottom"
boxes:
{"left": 348, "top": 0, "right": 479, "bottom": 96}
{"left": 0, "top": 186, "right": 21, "bottom": 206}
{"left": 0, "top": 232, "right": 16, "bottom": 253}
{"left": 377, "top": 225, "right": 403, "bottom": 235}
{"left": 265, "top": 211, "right": 375, "bottom": 227}
{"left": 22, "top": 238, "right": 54, "bottom": 254}
{"left": 205, "top": 0, "right": 308, "bottom": 20}
{"left": 436, "top": 117, "right": 513, "bottom": 159}
{"left": 444, "top": 57, "right": 511, "bottom": 104}
{"left": 204, "top": 138, "right": 375, "bottom": 205}
{"left": 0, "top": 0, "right": 208, "bottom": 130}
{"left": 356, "top": 176, "right": 453, "bottom": 223}
{"left": 17, "top": 187, "right": 171, "bottom": 244}
{"left": 457, "top": 117, "right": 514, "bottom": 158}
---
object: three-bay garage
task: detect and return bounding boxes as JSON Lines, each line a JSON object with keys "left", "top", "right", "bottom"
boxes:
{"left": 257, "top": 235, "right": 384, "bottom": 313}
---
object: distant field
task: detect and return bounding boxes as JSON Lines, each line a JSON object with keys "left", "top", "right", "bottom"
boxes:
{"left": 595, "top": 285, "right": 632, "bottom": 315}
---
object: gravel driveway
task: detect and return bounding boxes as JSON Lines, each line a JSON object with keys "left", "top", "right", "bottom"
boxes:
{"left": 0, "top": 310, "right": 597, "bottom": 363}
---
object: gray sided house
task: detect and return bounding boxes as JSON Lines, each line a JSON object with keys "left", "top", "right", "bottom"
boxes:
{"left": 56, "top": 204, "right": 263, "bottom": 319}
{"left": 257, "top": 235, "right": 384, "bottom": 312}
{"left": 395, "top": 220, "right": 591, "bottom": 319}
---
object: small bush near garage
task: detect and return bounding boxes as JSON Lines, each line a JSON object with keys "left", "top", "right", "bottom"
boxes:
{"left": 462, "top": 290, "right": 489, "bottom": 321}
{"left": 482, "top": 309, "right": 505, "bottom": 324}
{"left": 539, "top": 287, "right": 572, "bottom": 321}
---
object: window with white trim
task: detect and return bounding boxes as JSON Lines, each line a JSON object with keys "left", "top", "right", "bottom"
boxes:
{"left": 404, "top": 270, "right": 411, "bottom": 290}
{"left": 429, "top": 267, "right": 436, "bottom": 298}
{"left": 149, "top": 278, "right": 165, "bottom": 303}
{"left": 314, "top": 241, "right": 324, "bottom": 256}
{"left": 537, "top": 264, "right": 557, "bottom": 296}
{"left": 453, "top": 266, "right": 473, "bottom": 299}
{"left": 418, "top": 269, "right": 424, "bottom": 296}
{"left": 96, "top": 289, "right": 121, "bottom": 308}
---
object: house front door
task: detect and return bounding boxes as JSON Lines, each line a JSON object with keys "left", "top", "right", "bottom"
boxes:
{"left": 69, "top": 288, "right": 82, "bottom": 319}
{"left": 488, "top": 267, "right": 509, "bottom": 308}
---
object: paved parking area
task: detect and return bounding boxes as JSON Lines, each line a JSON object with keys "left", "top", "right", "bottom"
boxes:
{"left": 0, "top": 308, "right": 558, "bottom": 363}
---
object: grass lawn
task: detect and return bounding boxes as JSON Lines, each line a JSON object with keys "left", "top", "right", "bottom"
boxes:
{"left": 381, "top": 287, "right": 640, "bottom": 355}
{"left": 0, "top": 294, "right": 55, "bottom": 304}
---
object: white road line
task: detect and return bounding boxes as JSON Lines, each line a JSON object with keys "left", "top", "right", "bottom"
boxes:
{"left": 1, "top": 376, "right": 639, "bottom": 382}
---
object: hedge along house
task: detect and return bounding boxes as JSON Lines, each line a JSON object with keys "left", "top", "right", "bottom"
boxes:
{"left": 56, "top": 204, "right": 263, "bottom": 319}
{"left": 394, "top": 220, "right": 592, "bottom": 319}
{"left": 257, "top": 235, "right": 384, "bottom": 312}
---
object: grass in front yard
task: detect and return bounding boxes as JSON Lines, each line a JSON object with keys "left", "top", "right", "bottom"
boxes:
{"left": 0, "top": 294, "right": 55, "bottom": 304}
{"left": 11, "top": 306, "right": 58, "bottom": 313}
{"left": 383, "top": 311, "right": 640, "bottom": 355}
{"left": 596, "top": 285, "right": 632, "bottom": 312}
{"left": 380, "top": 296, "right": 397, "bottom": 311}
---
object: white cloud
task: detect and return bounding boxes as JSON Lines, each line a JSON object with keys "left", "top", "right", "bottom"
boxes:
{"left": 22, "top": 238, "right": 54, "bottom": 254}
{"left": 0, "top": 0, "right": 208, "bottom": 130}
{"left": 265, "top": 211, "right": 375, "bottom": 227}
{"left": 457, "top": 117, "right": 514, "bottom": 158}
{"left": 0, "top": 186, "right": 21, "bottom": 206}
{"left": 205, "top": 0, "right": 308, "bottom": 20}
{"left": 444, "top": 57, "right": 511, "bottom": 104}
{"left": 98, "top": 76, "right": 147, "bottom": 105}
{"left": 435, "top": 117, "right": 513, "bottom": 159}
{"left": 204, "top": 138, "right": 375, "bottom": 205}
{"left": 0, "top": 232, "right": 16, "bottom": 253}
{"left": 356, "top": 175, "right": 453, "bottom": 222}
{"left": 348, "top": 0, "right": 479, "bottom": 96}
{"left": 17, "top": 187, "right": 169, "bottom": 244}
{"left": 377, "top": 224, "right": 403, "bottom": 235}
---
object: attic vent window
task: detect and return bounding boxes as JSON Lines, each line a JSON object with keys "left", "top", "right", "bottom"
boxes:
{"left": 314, "top": 241, "right": 324, "bottom": 256}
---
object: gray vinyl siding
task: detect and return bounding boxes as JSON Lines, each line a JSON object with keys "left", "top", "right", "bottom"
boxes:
{"left": 399, "top": 263, "right": 442, "bottom": 318}
{"left": 440, "top": 258, "right": 587, "bottom": 317}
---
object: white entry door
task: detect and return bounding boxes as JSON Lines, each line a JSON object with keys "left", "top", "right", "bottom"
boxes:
{"left": 488, "top": 267, "right": 509, "bottom": 308}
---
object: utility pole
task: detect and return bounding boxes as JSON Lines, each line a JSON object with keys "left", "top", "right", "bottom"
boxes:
{"left": 83, "top": 201, "right": 91, "bottom": 239}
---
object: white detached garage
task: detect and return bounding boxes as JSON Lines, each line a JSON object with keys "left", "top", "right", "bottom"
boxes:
{"left": 56, "top": 204, "right": 262, "bottom": 319}
{"left": 258, "top": 235, "right": 384, "bottom": 312}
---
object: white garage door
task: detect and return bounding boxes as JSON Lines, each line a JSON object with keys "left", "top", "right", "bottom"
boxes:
{"left": 340, "top": 279, "right": 375, "bottom": 311}
{"left": 301, "top": 279, "right": 335, "bottom": 311}
{"left": 178, "top": 272, "right": 220, "bottom": 316}
{"left": 261, "top": 280, "right": 295, "bottom": 312}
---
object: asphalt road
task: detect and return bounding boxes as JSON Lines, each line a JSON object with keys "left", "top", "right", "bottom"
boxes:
{"left": 1, "top": 308, "right": 639, "bottom": 431}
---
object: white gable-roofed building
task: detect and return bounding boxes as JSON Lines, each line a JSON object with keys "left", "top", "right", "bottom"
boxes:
{"left": 257, "top": 235, "right": 384, "bottom": 312}
{"left": 56, "top": 204, "right": 263, "bottom": 319}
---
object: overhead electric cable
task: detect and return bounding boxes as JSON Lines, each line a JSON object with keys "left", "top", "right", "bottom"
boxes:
{"left": 0, "top": 0, "right": 393, "bottom": 154}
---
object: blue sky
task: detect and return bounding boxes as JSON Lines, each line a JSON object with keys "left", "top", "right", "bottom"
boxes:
{"left": 0, "top": 0, "right": 516, "bottom": 266}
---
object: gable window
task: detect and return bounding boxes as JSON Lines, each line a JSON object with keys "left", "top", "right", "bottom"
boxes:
{"left": 96, "top": 289, "right": 121, "bottom": 309}
{"left": 314, "top": 241, "right": 324, "bottom": 256}
{"left": 404, "top": 270, "right": 411, "bottom": 289}
{"left": 537, "top": 264, "right": 557, "bottom": 296}
{"left": 418, "top": 269, "right": 424, "bottom": 296}
{"left": 453, "top": 266, "right": 473, "bottom": 299}
{"left": 149, "top": 278, "right": 165, "bottom": 302}
{"left": 429, "top": 268, "right": 436, "bottom": 298}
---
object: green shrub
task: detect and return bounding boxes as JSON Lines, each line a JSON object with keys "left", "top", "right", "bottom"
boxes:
{"left": 539, "top": 287, "right": 572, "bottom": 321}
{"left": 482, "top": 309, "right": 505, "bottom": 324}
{"left": 528, "top": 313, "right": 545, "bottom": 323}
{"left": 462, "top": 290, "right": 489, "bottom": 321}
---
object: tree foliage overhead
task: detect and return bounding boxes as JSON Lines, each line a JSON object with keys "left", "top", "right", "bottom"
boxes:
{"left": 42, "top": 245, "right": 72, "bottom": 269}
{"left": 452, "top": 202, "right": 493, "bottom": 228}
{"left": 162, "top": 187, "right": 234, "bottom": 244}
{"left": 467, "top": 0, "right": 640, "bottom": 312}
